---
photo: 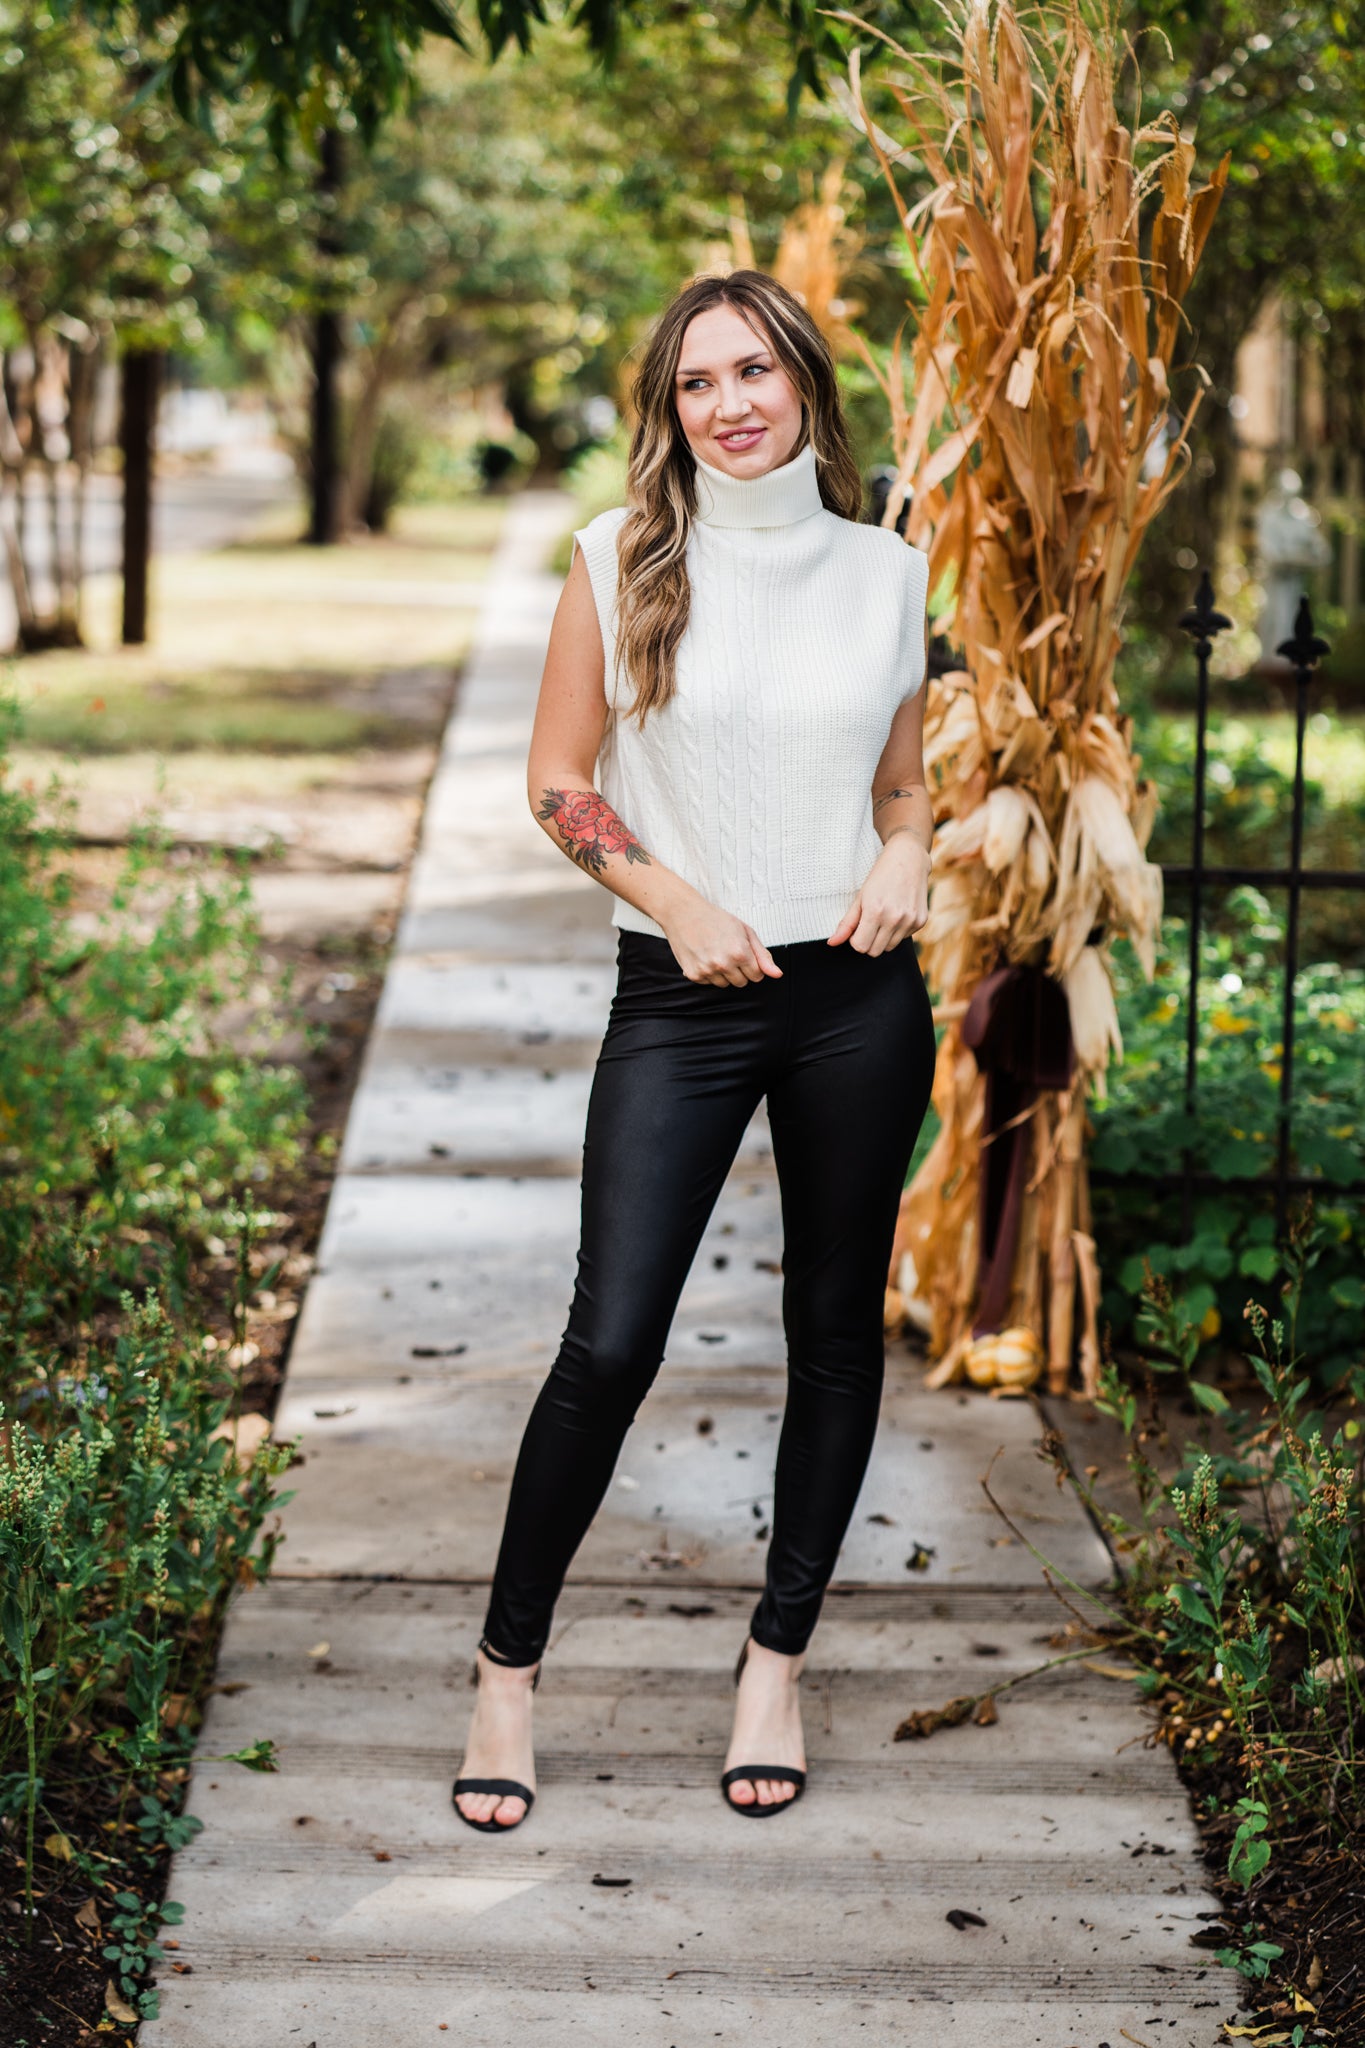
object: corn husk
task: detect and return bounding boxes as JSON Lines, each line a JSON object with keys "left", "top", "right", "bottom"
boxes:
{"left": 841, "top": 0, "right": 1226, "bottom": 1392}
{"left": 1063, "top": 947, "right": 1123, "bottom": 1075}
{"left": 981, "top": 786, "right": 1030, "bottom": 874}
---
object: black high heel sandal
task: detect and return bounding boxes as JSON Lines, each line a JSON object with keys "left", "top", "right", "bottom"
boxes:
{"left": 452, "top": 1641, "right": 541, "bottom": 1834}
{"left": 720, "top": 1638, "right": 807, "bottom": 1818}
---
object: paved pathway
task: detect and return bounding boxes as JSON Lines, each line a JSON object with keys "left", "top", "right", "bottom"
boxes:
{"left": 147, "top": 494, "right": 1232, "bottom": 2047}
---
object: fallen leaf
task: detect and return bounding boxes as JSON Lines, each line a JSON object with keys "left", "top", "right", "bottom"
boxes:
{"left": 1081, "top": 1659, "right": 1139, "bottom": 1681}
{"left": 945, "top": 1908, "right": 987, "bottom": 1930}
{"left": 75, "top": 1898, "right": 101, "bottom": 1933}
{"left": 105, "top": 1979, "right": 139, "bottom": 2024}
{"left": 43, "top": 1832, "right": 73, "bottom": 1862}
{"left": 1306, "top": 1954, "right": 1324, "bottom": 1992}
{"left": 973, "top": 1694, "right": 999, "bottom": 1726}
{"left": 309, "top": 1643, "right": 331, "bottom": 1659}
{"left": 867, "top": 1512, "right": 897, "bottom": 1526}
{"left": 373, "top": 1850, "right": 392, "bottom": 1863}
{"left": 894, "top": 1694, "right": 976, "bottom": 1740}
{"left": 311, "top": 1405, "right": 357, "bottom": 1420}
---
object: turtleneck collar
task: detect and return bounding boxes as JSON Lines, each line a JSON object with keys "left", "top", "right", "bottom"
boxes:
{"left": 692, "top": 438, "right": 823, "bottom": 529}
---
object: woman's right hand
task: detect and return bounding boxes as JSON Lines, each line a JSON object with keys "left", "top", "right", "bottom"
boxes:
{"left": 660, "top": 890, "right": 782, "bottom": 986}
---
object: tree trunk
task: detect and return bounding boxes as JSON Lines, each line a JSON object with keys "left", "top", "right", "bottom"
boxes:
{"left": 120, "top": 347, "right": 160, "bottom": 647}
{"left": 308, "top": 127, "right": 345, "bottom": 547}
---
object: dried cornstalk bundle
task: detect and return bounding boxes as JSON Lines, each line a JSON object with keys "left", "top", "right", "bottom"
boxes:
{"left": 843, "top": 0, "right": 1226, "bottom": 1393}
{"left": 726, "top": 162, "right": 865, "bottom": 355}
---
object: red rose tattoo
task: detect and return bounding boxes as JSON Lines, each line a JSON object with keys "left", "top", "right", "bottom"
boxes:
{"left": 537, "top": 787, "right": 651, "bottom": 877}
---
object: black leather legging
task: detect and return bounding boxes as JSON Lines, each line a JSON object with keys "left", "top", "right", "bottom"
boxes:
{"left": 480, "top": 928, "right": 936, "bottom": 1664}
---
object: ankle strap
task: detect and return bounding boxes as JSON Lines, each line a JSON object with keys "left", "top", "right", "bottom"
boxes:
{"left": 478, "top": 1634, "right": 541, "bottom": 1673}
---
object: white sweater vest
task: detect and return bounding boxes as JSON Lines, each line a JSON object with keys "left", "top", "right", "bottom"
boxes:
{"left": 572, "top": 440, "right": 929, "bottom": 948}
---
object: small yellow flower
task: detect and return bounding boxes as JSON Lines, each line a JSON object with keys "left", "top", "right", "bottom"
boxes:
{"left": 1210, "top": 1007, "right": 1252, "bottom": 1034}
{"left": 1200, "top": 1305, "right": 1221, "bottom": 1340}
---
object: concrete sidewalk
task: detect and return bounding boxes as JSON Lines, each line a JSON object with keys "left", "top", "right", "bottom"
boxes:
{"left": 146, "top": 493, "right": 1232, "bottom": 2047}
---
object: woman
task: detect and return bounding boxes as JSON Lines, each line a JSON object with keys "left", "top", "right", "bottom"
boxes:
{"left": 453, "top": 269, "right": 936, "bottom": 1831}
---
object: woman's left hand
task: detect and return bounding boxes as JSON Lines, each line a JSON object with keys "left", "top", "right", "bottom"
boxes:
{"left": 827, "top": 836, "right": 931, "bottom": 955}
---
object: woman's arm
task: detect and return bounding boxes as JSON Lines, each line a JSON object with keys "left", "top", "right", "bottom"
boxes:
{"left": 527, "top": 545, "right": 782, "bottom": 986}
{"left": 827, "top": 624, "right": 934, "bottom": 955}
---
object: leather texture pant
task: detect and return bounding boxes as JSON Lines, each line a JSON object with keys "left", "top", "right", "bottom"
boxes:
{"left": 480, "top": 927, "right": 936, "bottom": 1665}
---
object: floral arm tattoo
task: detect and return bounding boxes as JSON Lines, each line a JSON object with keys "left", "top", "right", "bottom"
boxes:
{"left": 537, "top": 787, "right": 652, "bottom": 878}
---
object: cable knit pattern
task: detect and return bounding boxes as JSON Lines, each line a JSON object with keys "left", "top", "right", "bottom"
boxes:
{"left": 572, "top": 440, "right": 929, "bottom": 947}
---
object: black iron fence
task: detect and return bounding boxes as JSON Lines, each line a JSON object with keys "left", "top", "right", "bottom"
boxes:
{"left": 1109, "top": 574, "right": 1365, "bottom": 1238}
{"left": 924, "top": 578, "right": 1364, "bottom": 1239}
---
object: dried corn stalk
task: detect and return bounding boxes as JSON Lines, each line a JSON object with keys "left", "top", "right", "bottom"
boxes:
{"left": 842, "top": 0, "right": 1227, "bottom": 1394}
{"left": 724, "top": 164, "right": 864, "bottom": 355}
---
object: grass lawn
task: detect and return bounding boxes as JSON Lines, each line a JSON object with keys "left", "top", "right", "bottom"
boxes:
{"left": 7, "top": 498, "right": 505, "bottom": 759}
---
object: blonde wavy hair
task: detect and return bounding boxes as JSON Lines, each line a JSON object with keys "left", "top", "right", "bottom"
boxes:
{"left": 613, "top": 270, "right": 862, "bottom": 723}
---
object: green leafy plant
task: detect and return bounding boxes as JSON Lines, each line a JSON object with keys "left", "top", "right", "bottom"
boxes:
{"left": 0, "top": 1296, "right": 297, "bottom": 1932}
{"left": 1091, "top": 910, "right": 1364, "bottom": 1389}
{"left": 102, "top": 1889, "right": 185, "bottom": 2021}
{"left": 1227, "top": 1796, "right": 1272, "bottom": 1889}
{"left": 1214, "top": 1934, "right": 1286, "bottom": 1984}
{"left": 0, "top": 702, "right": 306, "bottom": 1955}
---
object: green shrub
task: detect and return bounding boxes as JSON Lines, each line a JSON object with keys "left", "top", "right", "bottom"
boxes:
{"left": 1080, "top": 1240, "right": 1365, "bottom": 1924}
{"left": 0, "top": 703, "right": 306, "bottom": 1995}
{"left": 1134, "top": 708, "right": 1364, "bottom": 969}
{"left": 549, "top": 429, "right": 629, "bottom": 572}
{"left": 1092, "top": 908, "right": 1364, "bottom": 1389}
{"left": 0, "top": 728, "right": 306, "bottom": 1322}
{"left": 1, "top": 1293, "right": 294, "bottom": 1969}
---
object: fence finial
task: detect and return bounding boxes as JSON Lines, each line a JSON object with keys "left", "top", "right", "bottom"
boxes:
{"left": 1177, "top": 569, "right": 1232, "bottom": 652}
{"left": 1276, "top": 594, "right": 1330, "bottom": 673}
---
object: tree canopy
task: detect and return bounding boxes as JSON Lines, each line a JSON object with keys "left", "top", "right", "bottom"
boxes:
{"left": 56, "top": 0, "right": 871, "bottom": 145}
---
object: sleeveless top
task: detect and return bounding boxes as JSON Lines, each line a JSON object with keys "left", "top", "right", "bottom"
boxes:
{"left": 572, "top": 439, "right": 929, "bottom": 948}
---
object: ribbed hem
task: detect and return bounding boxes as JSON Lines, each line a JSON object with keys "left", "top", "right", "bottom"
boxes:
{"left": 613, "top": 892, "right": 859, "bottom": 949}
